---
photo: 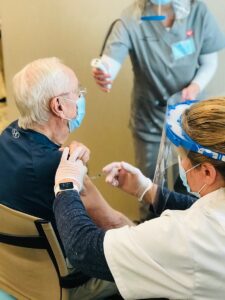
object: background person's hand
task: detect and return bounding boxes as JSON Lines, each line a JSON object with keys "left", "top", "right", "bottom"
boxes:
{"left": 60, "top": 141, "right": 90, "bottom": 164}
{"left": 182, "top": 82, "right": 200, "bottom": 101}
{"left": 55, "top": 147, "right": 87, "bottom": 192}
{"left": 92, "top": 67, "right": 112, "bottom": 93}
{"left": 102, "top": 161, "right": 153, "bottom": 200}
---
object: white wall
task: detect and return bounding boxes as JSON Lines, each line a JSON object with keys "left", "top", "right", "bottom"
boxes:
{"left": 203, "top": 0, "right": 225, "bottom": 96}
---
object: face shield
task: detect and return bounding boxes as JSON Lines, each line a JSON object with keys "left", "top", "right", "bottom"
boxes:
{"left": 141, "top": 0, "right": 191, "bottom": 22}
{"left": 153, "top": 100, "right": 197, "bottom": 197}
{"left": 141, "top": 0, "right": 169, "bottom": 21}
{"left": 153, "top": 100, "right": 225, "bottom": 199}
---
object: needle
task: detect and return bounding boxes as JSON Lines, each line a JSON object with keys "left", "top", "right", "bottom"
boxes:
{"left": 89, "top": 173, "right": 103, "bottom": 180}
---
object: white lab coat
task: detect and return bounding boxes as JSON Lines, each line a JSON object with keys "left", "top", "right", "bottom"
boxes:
{"left": 104, "top": 188, "right": 225, "bottom": 300}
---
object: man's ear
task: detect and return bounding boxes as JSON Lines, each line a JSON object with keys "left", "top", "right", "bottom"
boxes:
{"left": 201, "top": 163, "right": 217, "bottom": 185}
{"left": 50, "top": 97, "right": 63, "bottom": 117}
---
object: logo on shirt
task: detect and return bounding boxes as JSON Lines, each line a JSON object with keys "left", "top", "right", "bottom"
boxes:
{"left": 12, "top": 128, "right": 20, "bottom": 139}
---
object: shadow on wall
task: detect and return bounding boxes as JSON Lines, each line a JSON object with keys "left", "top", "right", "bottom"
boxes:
{"left": 0, "top": 26, "right": 6, "bottom": 103}
{"left": 0, "top": 24, "right": 8, "bottom": 132}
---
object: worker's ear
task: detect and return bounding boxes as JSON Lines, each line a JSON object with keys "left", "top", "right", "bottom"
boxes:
{"left": 50, "top": 97, "right": 64, "bottom": 118}
{"left": 201, "top": 163, "right": 217, "bottom": 186}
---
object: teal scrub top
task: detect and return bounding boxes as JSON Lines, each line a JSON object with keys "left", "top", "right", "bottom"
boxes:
{"left": 103, "top": 1, "right": 225, "bottom": 142}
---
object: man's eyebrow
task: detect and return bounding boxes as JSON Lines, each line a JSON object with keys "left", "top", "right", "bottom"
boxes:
{"left": 58, "top": 92, "right": 70, "bottom": 97}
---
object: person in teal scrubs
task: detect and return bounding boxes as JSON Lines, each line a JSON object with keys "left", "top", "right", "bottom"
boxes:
{"left": 0, "top": 290, "right": 16, "bottom": 300}
{"left": 92, "top": 0, "right": 225, "bottom": 220}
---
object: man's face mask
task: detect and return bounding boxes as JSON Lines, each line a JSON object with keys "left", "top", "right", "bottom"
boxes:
{"left": 60, "top": 94, "right": 86, "bottom": 133}
{"left": 68, "top": 95, "right": 86, "bottom": 132}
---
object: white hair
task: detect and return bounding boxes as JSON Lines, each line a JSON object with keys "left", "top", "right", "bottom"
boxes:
{"left": 13, "top": 57, "right": 76, "bottom": 129}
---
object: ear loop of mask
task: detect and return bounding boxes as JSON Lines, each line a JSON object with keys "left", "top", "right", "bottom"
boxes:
{"left": 178, "top": 156, "right": 207, "bottom": 198}
{"left": 57, "top": 95, "right": 77, "bottom": 117}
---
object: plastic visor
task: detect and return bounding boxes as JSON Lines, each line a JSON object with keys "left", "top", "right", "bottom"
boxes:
{"left": 153, "top": 123, "right": 183, "bottom": 193}
{"left": 141, "top": 0, "right": 167, "bottom": 21}
{"left": 153, "top": 100, "right": 198, "bottom": 196}
{"left": 141, "top": 0, "right": 191, "bottom": 22}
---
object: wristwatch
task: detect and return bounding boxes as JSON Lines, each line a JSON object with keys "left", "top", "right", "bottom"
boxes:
{"left": 54, "top": 182, "right": 77, "bottom": 196}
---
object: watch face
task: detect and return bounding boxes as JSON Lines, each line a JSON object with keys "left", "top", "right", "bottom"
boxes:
{"left": 59, "top": 182, "right": 74, "bottom": 190}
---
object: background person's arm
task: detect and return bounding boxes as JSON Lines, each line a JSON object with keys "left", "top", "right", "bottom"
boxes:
{"left": 182, "top": 52, "right": 218, "bottom": 100}
{"left": 92, "top": 20, "right": 131, "bottom": 92}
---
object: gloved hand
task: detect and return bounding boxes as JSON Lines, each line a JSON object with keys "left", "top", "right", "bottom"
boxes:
{"left": 102, "top": 161, "right": 153, "bottom": 201}
{"left": 60, "top": 141, "right": 90, "bottom": 164}
{"left": 55, "top": 147, "right": 87, "bottom": 193}
{"left": 92, "top": 65, "right": 112, "bottom": 93}
{"left": 182, "top": 82, "right": 200, "bottom": 101}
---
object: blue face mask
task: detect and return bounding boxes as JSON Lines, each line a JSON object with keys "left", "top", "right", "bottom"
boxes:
{"left": 178, "top": 156, "right": 206, "bottom": 198}
{"left": 151, "top": 0, "right": 172, "bottom": 5}
{"left": 68, "top": 95, "right": 86, "bottom": 132}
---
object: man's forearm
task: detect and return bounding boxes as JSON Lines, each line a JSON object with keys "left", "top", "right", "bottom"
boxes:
{"left": 81, "top": 176, "right": 134, "bottom": 229}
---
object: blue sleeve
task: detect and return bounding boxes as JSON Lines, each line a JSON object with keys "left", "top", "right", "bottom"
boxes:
{"left": 53, "top": 190, "right": 114, "bottom": 282}
{"left": 150, "top": 188, "right": 197, "bottom": 217}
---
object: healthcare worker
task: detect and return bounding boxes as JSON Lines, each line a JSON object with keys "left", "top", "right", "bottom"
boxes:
{"left": 53, "top": 98, "right": 225, "bottom": 299}
{"left": 92, "top": 0, "right": 225, "bottom": 220}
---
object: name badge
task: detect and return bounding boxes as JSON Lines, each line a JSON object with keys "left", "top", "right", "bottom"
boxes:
{"left": 171, "top": 37, "right": 196, "bottom": 60}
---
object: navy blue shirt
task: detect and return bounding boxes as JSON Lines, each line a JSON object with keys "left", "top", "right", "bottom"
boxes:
{"left": 0, "top": 121, "right": 61, "bottom": 224}
{"left": 0, "top": 121, "right": 107, "bottom": 285}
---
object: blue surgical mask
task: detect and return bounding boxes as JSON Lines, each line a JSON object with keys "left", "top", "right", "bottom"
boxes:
{"left": 61, "top": 94, "right": 86, "bottom": 133}
{"left": 151, "top": 0, "right": 172, "bottom": 5}
{"left": 178, "top": 156, "right": 206, "bottom": 198}
{"left": 68, "top": 95, "right": 86, "bottom": 132}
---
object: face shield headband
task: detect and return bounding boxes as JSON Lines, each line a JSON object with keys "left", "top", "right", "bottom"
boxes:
{"left": 166, "top": 100, "right": 225, "bottom": 162}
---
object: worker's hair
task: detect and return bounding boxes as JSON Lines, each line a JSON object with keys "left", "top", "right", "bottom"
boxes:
{"left": 182, "top": 98, "right": 225, "bottom": 179}
{"left": 13, "top": 57, "right": 76, "bottom": 129}
{"left": 136, "top": 0, "right": 147, "bottom": 15}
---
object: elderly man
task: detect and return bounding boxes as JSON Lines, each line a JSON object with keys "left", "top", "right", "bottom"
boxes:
{"left": 0, "top": 57, "right": 126, "bottom": 299}
{"left": 0, "top": 57, "right": 88, "bottom": 222}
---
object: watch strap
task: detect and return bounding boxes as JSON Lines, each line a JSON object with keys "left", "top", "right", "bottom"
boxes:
{"left": 54, "top": 182, "right": 78, "bottom": 196}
